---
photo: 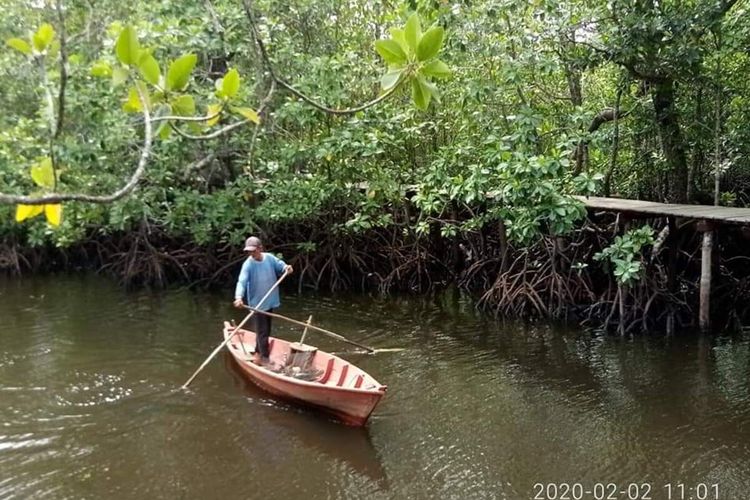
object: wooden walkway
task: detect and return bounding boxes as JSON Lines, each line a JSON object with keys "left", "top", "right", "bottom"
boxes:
{"left": 575, "top": 196, "right": 750, "bottom": 225}
{"left": 574, "top": 195, "right": 750, "bottom": 332}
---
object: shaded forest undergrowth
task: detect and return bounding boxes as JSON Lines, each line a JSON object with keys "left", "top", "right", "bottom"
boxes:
{"left": 2, "top": 213, "right": 750, "bottom": 334}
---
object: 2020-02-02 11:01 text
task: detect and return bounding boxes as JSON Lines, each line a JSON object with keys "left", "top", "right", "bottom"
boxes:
{"left": 532, "top": 482, "right": 720, "bottom": 500}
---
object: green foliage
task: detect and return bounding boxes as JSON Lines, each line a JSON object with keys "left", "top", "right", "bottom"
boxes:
{"left": 171, "top": 94, "right": 195, "bottom": 116}
{"left": 374, "top": 12, "right": 450, "bottom": 110}
{"left": 138, "top": 54, "right": 161, "bottom": 85}
{"left": 6, "top": 38, "right": 31, "bottom": 55}
{"left": 115, "top": 26, "right": 140, "bottom": 66}
{"left": 416, "top": 26, "right": 443, "bottom": 62}
{"left": 374, "top": 40, "right": 405, "bottom": 65}
{"left": 218, "top": 68, "right": 240, "bottom": 99}
{"left": 30, "top": 158, "right": 55, "bottom": 189}
{"left": 166, "top": 54, "right": 197, "bottom": 91}
{"left": 594, "top": 226, "right": 656, "bottom": 285}
{"left": 1, "top": 0, "right": 748, "bottom": 266}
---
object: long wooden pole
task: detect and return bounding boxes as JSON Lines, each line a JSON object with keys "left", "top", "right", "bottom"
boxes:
{"left": 245, "top": 306, "right": 379, "bottom": 353}
{"left": 699, "top": 224, "right": 713, "bottom": 333}
{"left": 181, "top": 269, "right": 289, "bottom": 389}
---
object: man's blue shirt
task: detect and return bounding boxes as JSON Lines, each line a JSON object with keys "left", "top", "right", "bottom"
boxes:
{"left": 234, "top": 253, "right": 287, "bottom": 310}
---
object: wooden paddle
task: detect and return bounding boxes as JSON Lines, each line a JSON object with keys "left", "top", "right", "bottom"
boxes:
{"left": 244, "top": 306, "right": 405, "bottom": 354}
{"left": 181, "top": 269, "right": 290, "bottom": 389}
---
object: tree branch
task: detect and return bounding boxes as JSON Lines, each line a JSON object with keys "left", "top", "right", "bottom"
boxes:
{"left": 150, "top": 104, "right": 225, "bottom": 123}
{"left": 38, "top": 59, "right": 57, "bottom": 137}
{"left": 247, "top": 79, "right": 276, "bottom": 174}
{"left": 169, "top": 118, "right": 250, "bottom": 140}
{"left": 54, "top": 0, "right": 68, "bottom": 140}
{"left": 241, "top": 0, "right": 401, "bottom": 116}
{"left": 0, "top": 85, "right": 153, "bottom": 205}
{"left": 588, "top": 106, "right": 631, "bottom": 133}
{"left": 203, "top": 0, "right": 225, "bottom": 34}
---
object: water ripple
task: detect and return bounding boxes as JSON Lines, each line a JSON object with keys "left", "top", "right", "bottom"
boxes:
{"left": 1, "top": 278, "right": 750, "bottom": 498}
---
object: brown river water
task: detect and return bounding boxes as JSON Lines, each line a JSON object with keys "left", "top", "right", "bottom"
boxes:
{"left": 1, "top": 274, "right": 749, "bottom": 499}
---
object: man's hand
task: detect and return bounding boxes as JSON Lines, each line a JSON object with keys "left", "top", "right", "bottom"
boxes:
{"left": 233, "top": 298, "right": 245, "bottom": 309}
{"left": 284, "top": 265, "right": 294, "bottom": 274}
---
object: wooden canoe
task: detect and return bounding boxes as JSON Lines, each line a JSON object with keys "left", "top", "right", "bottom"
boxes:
{"left": 223, "top": 321, "right": 387, "bottom": 426}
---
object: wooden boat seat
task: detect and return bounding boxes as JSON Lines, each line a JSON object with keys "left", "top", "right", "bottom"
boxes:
{"left": 317, "top": 358, "right": 335, "bottom": 384}
{"left": 336, "top": 364, "right": 349, "bottom": 387}
{"left": 349, "top": 374, "right": 364, "bottom": 389}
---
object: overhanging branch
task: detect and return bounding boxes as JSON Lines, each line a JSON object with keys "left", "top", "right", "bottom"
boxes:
{"left": 170, "top": 118, "right": 249, "bottom": 140}
{"left": 0, "top": 85, "right": 153, "bottom": 205}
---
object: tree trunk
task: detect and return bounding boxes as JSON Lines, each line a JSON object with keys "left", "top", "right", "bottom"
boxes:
{"left": 688, "top": 86, "right": 703, "bottom": 203}
{"left": 604, "top": 85, "right": 623, "bottom": 196}
{"left": 651, "top": 80, "right": 689, "bottom": 203}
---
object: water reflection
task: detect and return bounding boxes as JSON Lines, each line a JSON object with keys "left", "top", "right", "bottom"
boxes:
{"left": 223, "top": 353, "right": 389, "bottom": 487}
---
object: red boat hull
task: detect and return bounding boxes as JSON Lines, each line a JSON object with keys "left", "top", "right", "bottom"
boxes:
{"left": 223, "top": 322, "right": 386, "bottom": 426}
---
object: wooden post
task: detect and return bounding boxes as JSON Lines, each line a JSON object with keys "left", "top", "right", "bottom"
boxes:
{"left": 666, "top": 217, "right": 677, "bottom": 337}
{"left": 697, "top": 220, "right": 714, "bottom": 333}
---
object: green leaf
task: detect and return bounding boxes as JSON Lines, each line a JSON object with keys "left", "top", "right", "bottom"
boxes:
{"left": 6, "top": 38, "right": 31, "bottom": 55}
{"left": 171, "top": 95, "right": 195, "bottom": 116}
{"left": 417, "top": 26, "right": 444, "bottom": 61}
{"left": 390, "top": 28, "right": 409, "bottom": 53}
{"left": 115, "top": 26, "right": 140, "bottom": 66}
{"left": 166, "top": 54, "right": 197, "bottom": 91}
{"left": 220, "top": 68, "right": 240, "bottom": 99}
{"left": 411, "top": 76, "right": 431, "bottom": 111}
{"left": 232, "top": 106, "right": 260, "bottom": 124}
{"left": 138, "top": 54, "right": 160, "bottom": 86}
{"left": 90, "top": 61, "right": 112, "bottom": 77}
{"left": 421, "top": 59, "right": 451, "bottom": 79}
{"left": 404, "top": 13, "right": 422, "bottom": 53}
{"left": 205, "top": 103, "right": 222, "bottom": 126}
{"left": 111, "top": 66, "right": 128, "bottom": 87}
{"left": 32, "top": 23, "right": 55, "bottom": 53}
{"left": 159, "top": 124, "right": 172, "bottom": 140}
{"left": 380, "top": 69, "right": 403, "bottom": 90}
{"left": 374, "top": 40, "right": 407, "bottom": 65}
{"left": 31, "top": 158, "right": 55, "bottom": 188}
{"left": 15, "top": 204, "right": 44, "bottom": 222}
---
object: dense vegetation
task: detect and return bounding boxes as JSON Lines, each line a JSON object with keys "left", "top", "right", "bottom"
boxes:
{"left": 2, "top": 0, "right": 750, "bottom": 333}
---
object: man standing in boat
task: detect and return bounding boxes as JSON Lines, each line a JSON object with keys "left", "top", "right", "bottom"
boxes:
{"left": 233, "top": 236, "right": 293, "bottom": 366}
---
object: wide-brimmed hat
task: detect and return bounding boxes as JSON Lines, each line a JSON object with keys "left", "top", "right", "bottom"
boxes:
{"left": 243, "top": 236, "right": 262, "bottom": 251}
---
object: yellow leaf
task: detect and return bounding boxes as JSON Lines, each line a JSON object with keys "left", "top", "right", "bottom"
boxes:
{"left": 15, "top": 204, "right": 44, "bottom": 222}
{"left": 233, "top": 106, "right": 260, "bottom": 124}
{"left": 44, "top": 204, "right": 62, "bottom": 226}
{"left": 122, "top": 85, "right": 150, "bottom": 113}
{"left": 32, "top": 23, "right": 55, "bottom": 53}
{"left": 205, "top": 104, "right": 222, "bottom": 126}
{"left": 31, "top": 157, "right": 55, "bottom": 188}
